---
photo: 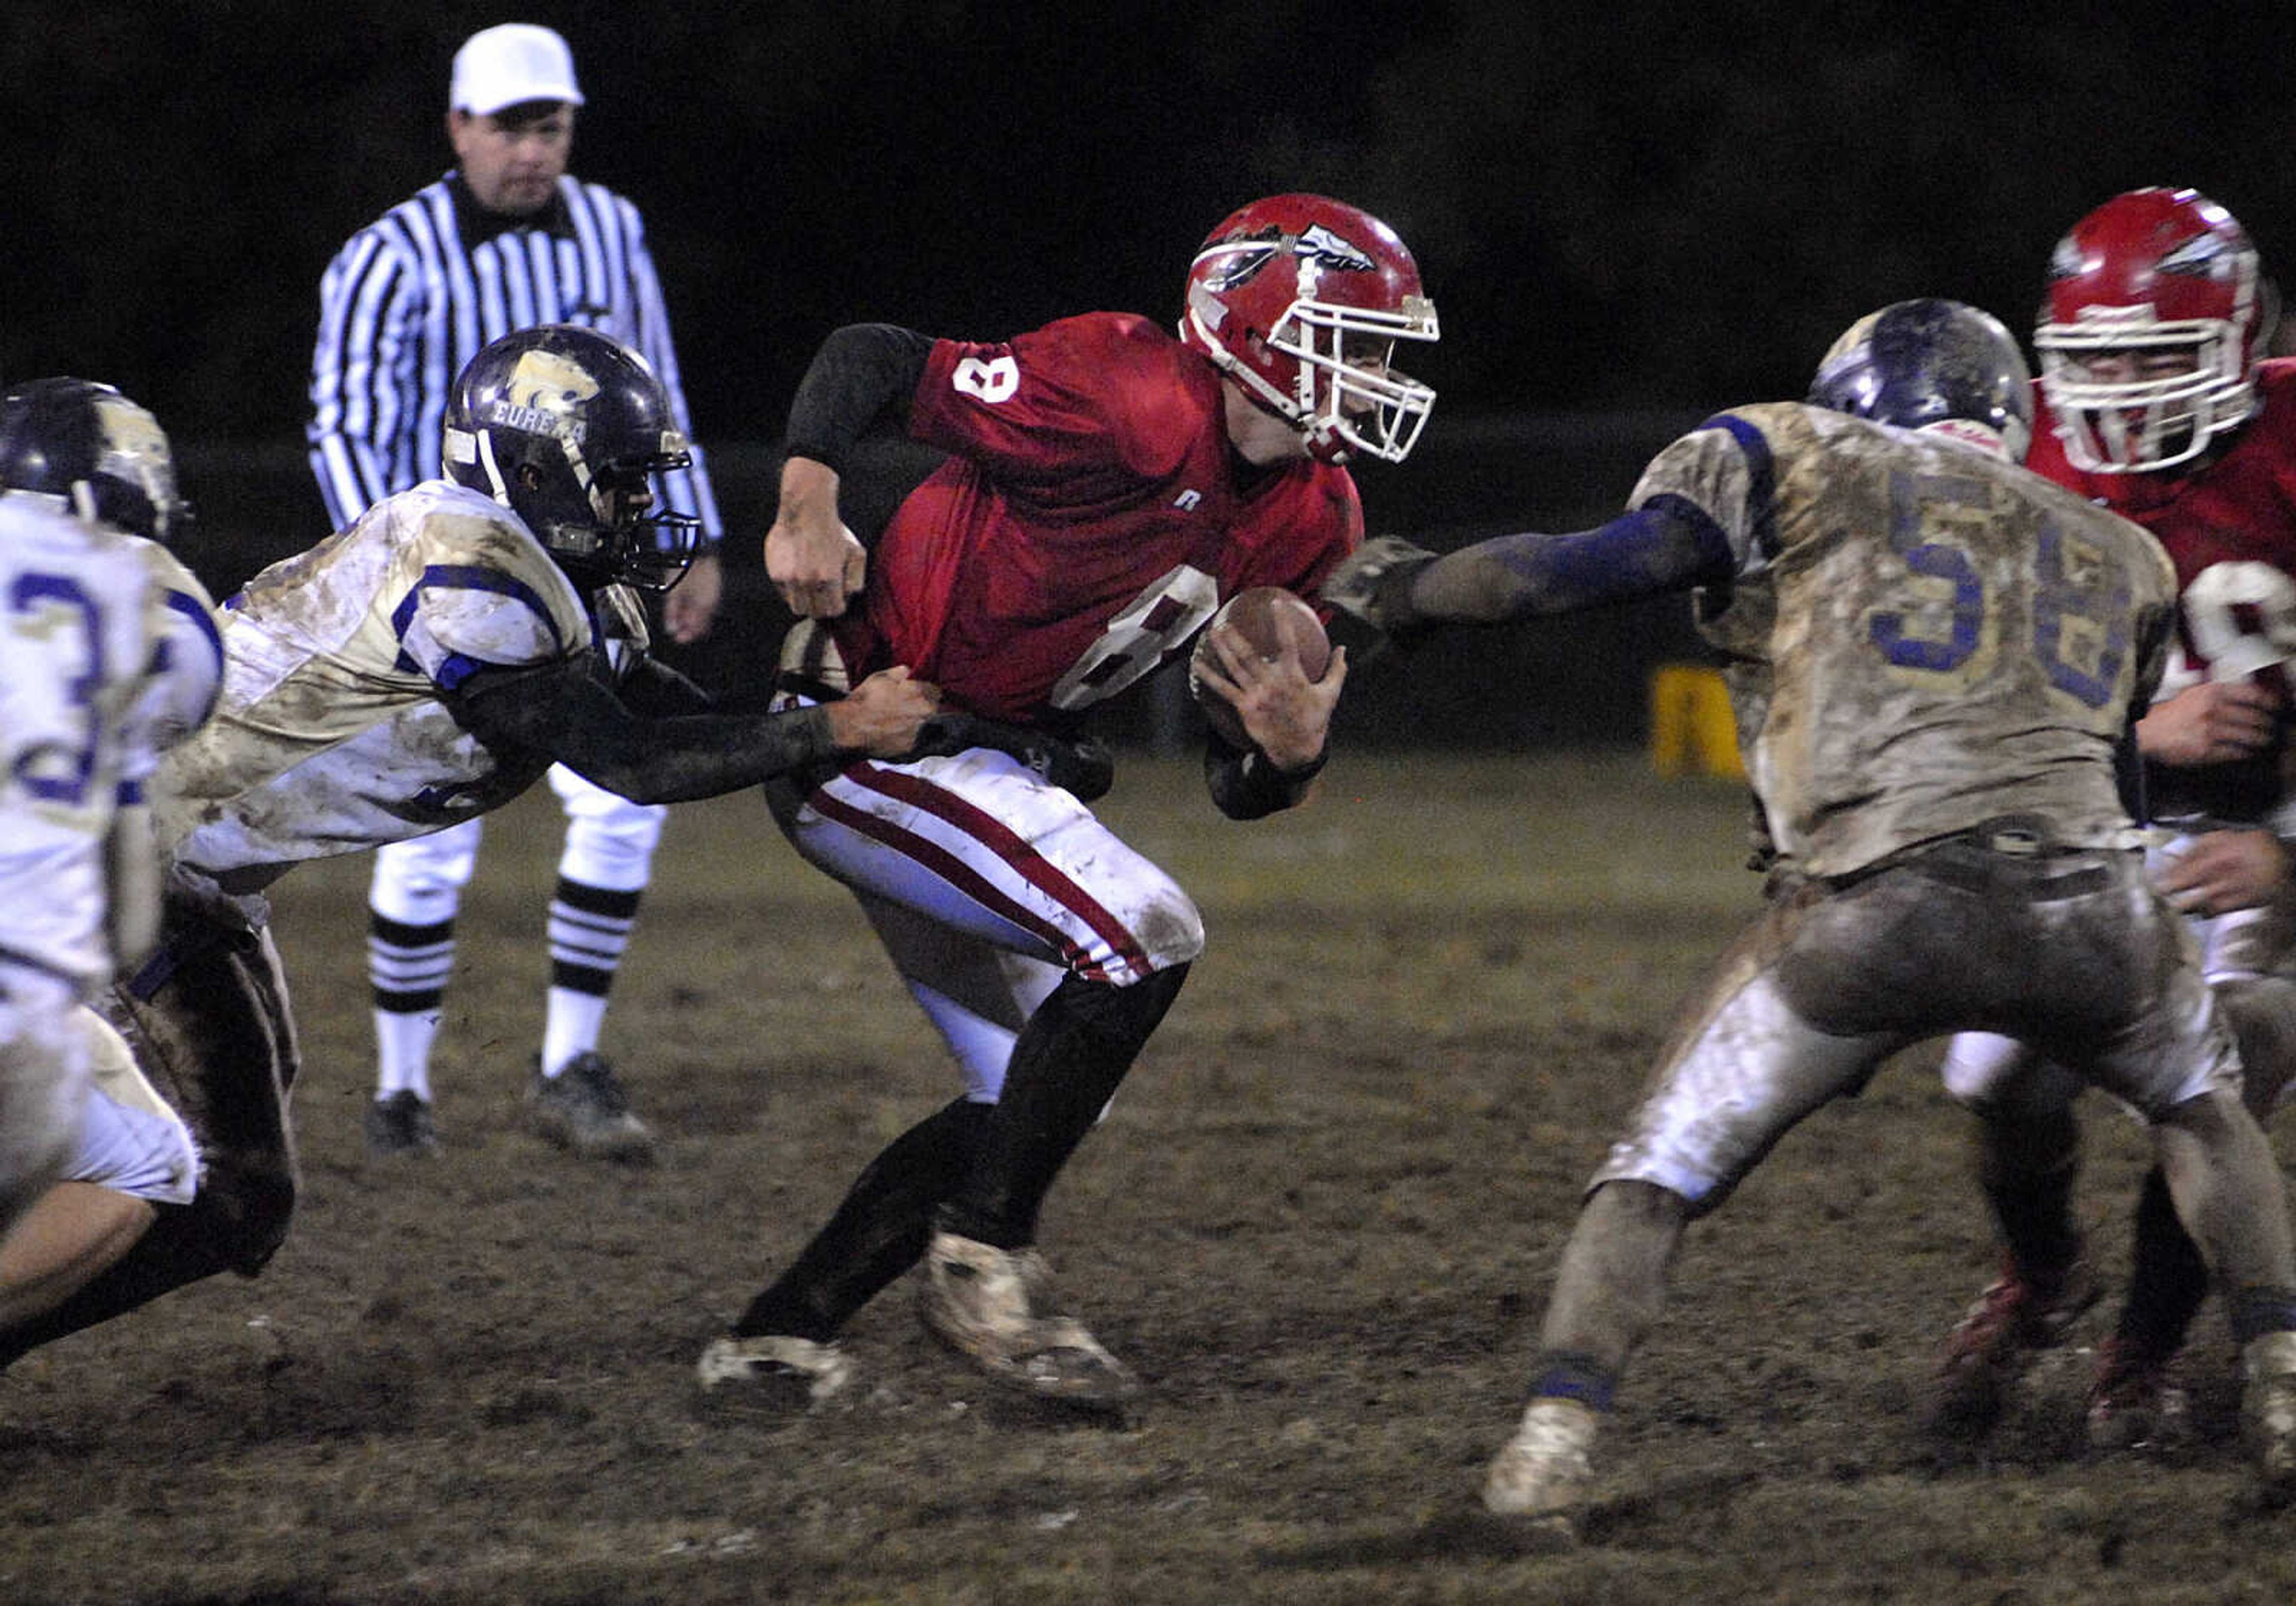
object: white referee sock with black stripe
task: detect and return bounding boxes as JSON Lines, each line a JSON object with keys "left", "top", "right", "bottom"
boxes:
{"left": 539, "top": 877, "right": 642, "bottom": 1078}
{"left": 370, "top": 912, "right": 455, "bottom": 1103}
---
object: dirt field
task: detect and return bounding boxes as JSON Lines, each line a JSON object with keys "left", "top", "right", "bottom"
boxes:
{"left": 4, "top": 752, "right": 2294, "bottom": 1604}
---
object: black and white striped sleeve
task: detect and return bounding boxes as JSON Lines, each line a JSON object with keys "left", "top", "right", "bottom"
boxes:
{"left": 307, "top": 215, "right": 426, "bottom": 529}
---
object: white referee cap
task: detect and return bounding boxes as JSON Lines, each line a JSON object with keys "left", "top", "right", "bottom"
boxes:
{"left": 451, "top": 23, "right": 585, "bottom": 117}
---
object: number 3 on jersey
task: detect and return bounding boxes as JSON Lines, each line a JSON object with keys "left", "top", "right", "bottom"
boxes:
{"left": 1048, "top": 564, "right": 1222, "bottom": 712}
{"left": 7, "top": 573, "right": 109, "bottom": 810}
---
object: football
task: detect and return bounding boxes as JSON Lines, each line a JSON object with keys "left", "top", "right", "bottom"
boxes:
{"left": 1187, "top": 587, "right": 1332, "bottom": 749}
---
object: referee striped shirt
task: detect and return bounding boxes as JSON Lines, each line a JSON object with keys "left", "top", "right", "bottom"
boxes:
{"left": 307, "top": 170, "right": 720, "bottom": 543}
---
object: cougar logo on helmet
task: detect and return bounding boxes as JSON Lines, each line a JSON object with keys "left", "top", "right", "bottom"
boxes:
{"left": 487, "top": 350, "right": 603, "bottom": 439}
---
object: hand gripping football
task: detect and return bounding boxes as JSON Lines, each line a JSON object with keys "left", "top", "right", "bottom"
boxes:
{"left": 1187, "top": 587, "right": 1332, "bottom": 749}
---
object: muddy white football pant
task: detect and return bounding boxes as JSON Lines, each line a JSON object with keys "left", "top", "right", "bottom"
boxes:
{"left": 367, "top": 764, "right": 667, "bottom": 1097}
{"left": 769, "top": 745, "right": 1205, "bottom": 1101}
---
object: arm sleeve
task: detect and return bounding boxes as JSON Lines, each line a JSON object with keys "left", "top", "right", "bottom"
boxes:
{"left": 1403, "top": 500, "right": 1738, "bottom": 627}
{"left": 307, "top": 224, "right": 419, "bottom": 526}
{"left": 1202, "top": 735, "right": 1328, "bottom": 822}
{"left": 781, "top": 323, "right": 938, "bottom": 478}
{"left": 445, "top": 654, "right": 844, "bottom": 804}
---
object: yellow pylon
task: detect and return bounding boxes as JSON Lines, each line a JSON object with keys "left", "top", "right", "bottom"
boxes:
{"left": 1648, "top": 664, "right": 1744, "bottom": 779}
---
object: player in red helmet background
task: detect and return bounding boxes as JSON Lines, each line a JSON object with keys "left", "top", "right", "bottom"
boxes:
{"left": 1940, "top": 187, "right": 2296, "bottom": 1451}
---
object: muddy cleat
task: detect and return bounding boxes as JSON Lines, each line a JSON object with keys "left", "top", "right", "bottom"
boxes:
{"left": 2085, "top": 1335, "right": 2193, "bottom": 1453}
{"left": 364, "top": 1090, "right": 439, "bottom": 1158}
{"left": 918, "top": 1231, "right": 1138, "bottom": 1404}
{"left": 2240, "top": 1331, "right": 2296, "bottom": 1488}
{"left": 527, "top": 1052, "right": 654, "bottom": 1163}
{"left": 1483, "top": 1398, "right": 1600, "bottom": 1530}
{"left": 695, "top": 1335, "right": 854, "bottom": 1406}
{"left": 1928, "top": 1260, "right": 2097, "bottom": 1436}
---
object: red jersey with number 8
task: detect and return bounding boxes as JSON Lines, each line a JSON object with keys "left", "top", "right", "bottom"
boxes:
{"left": 826, "top": 312, "right": 1362, "bottom": 728}
{"left": 2029, "top": 359, "right": 2296, "bottom": 824}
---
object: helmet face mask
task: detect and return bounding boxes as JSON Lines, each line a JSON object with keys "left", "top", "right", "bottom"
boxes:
{"left": 0, "top": 377, "right": 191, "bottom": 546}
{"left": 1808, "top": 298, "right": 2035, "bottom": 462}
{"left": 2035, "top": 187, "right": 2271, "bottom": 474}
{"left": 443, "top": 324, "right": 699, "bottom": 590}
{"left": 1180, "top": 194, "right": 1439, "bottom": 465}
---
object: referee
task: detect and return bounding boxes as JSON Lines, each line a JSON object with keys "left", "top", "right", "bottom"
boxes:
{"left": 307, "top": 22, "right": 723, "bottom": 1164}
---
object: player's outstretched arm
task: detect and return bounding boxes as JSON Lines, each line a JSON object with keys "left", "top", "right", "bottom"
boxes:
{"left": 446, "top": 653, "right": 941, "bottom": 802}
{"left": 1324, "top": 506, "right": 1734, "bottom": 641}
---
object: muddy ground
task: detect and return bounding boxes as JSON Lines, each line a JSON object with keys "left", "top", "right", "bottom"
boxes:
{"left": 2, "top": 753, "right": 2292, "bottom": 1604}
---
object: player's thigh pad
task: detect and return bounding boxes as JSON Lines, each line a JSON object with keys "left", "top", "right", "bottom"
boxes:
{"left": 787, "top": 747, "right": 1203, "bottom": 985}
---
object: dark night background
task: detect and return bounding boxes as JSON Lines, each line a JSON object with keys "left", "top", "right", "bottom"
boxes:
{"left": 4, "top": 1, "right": 2289, "bottom": 742}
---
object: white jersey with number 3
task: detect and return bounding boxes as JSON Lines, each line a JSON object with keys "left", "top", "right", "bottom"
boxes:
{"left": 0, "top": 497, "right": 178, "bottom": 990}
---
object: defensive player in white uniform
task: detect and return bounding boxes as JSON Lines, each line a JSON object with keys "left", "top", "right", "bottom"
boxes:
{"left": 0, "top": 378, "right": 221, "bottom": 1277}
{"left": 0, "top": 328, "right": 945, "bottom": 1360}
{"left": 1322, "top": 300, "right": 2296, "bottom": 1529}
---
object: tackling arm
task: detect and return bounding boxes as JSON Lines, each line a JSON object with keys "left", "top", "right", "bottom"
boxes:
{"left": 444, "top": 652, "right": 936, "bottom": 804}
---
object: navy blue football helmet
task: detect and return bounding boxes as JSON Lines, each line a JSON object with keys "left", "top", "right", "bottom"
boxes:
{"left": 0, "top": 377, "right": 192, "bottom": 545}
{"left": 442, "top": 324, "right": 699, "bottom": 589}
{"left": 1807, "top": 298, "right": 2035, "bottom": 462}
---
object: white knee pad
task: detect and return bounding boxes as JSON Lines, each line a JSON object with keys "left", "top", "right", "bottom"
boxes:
{"left": 549, "top": 764, "right": 667, "bottom": 891}
{"left": 370, "top": 818, "right": 484, "bottom": 921}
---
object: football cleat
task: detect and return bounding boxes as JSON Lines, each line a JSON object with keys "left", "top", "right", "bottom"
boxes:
{"left": 2084, "top": 1334, "right": 2193, "bottom": 1453}
{"left": 918, "top": 1231, "right": 1138, "bottom": 1405}
{"left": 364, "top": 1090, "right": 439, "bottom": 1159}
{"left": 2240, "top": 1330, "right": 2296, "bottom": 1488}
{"left": 695, "top": 1335, "right": 855, "bottom": 1406}
{"left": 1482, "top": 1397, "right": 1600, "bottom": 1530}
{"left": 527, "top": 1052, "right": 655, "bottom": 1163}
{"left": 1928, "top": 1259, "right": 2097, "bottom": 1436}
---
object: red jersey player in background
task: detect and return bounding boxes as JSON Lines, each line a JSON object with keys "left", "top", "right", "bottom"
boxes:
{"left": 1938, "top": 187, "right": 2296, "bottom": 1450}
{"left": 697, "top": 194, "right": 1439, "bottom": 1406}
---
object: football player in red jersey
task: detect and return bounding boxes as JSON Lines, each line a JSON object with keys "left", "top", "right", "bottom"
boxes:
{"left": 1937, "top": 188, "right": 2296, "bottom": 1448}
{"left": 696, "top": 195, "right": 1439, "bottom": 1405}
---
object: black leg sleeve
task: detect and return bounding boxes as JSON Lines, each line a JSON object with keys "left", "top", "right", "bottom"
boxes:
{"left": 730, "top": 1097, "right": 994, "bottom": 1342}
{"left": 939, "top": 964, "right": 1191, "bottom": 1251}
{"left": 2114, "top": 1164, "right": 2212, "bottom": 1358}
{"left": 1972, "top": 1101, "right": 2087, "bottom": 1296}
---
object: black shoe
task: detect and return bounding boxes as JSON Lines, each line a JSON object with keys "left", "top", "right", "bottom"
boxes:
{"left": 527, "top": 1052, "right": 654, "bottom": 1163}
{"left": 364, "top": 1090, "right": 439, "bottom": 1158}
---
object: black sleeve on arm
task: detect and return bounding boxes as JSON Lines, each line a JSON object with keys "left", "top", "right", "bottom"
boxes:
{"left": 445, "top": 654, "right": 842, "bottom": 804}
{"left": 781, "top": 323, "right": 938, "bottom": 480}
{"left": 1406, "top": 499, "right": 1738, "bottom": 627}
{"left": 1202, "top": 734, "right": 1329, "bottom": 822}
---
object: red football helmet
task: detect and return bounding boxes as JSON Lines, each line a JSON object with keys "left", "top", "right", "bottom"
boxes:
{"left": 1179, "top": 194, "right": 1439, "bottom": 465}
{"left": 2035, "top": 187, "right": 2274, "bottom": 472}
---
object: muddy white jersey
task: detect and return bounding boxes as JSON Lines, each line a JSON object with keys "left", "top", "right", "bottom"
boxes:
{"left": 0, "top": 496, "right": 174, "bottom": 988}
{"left": 1634, "top": 402, "right": 2177, "bottom": 877}
{"left": 157, "top": 480, "right": 608, "bottom": 895}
